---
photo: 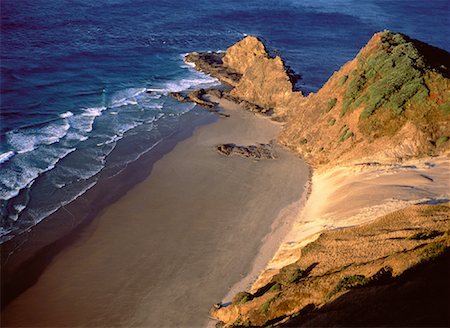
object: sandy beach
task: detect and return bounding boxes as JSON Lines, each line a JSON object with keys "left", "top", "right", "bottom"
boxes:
{"left": 1, "top": 99, "right": 309, "bottom": 327}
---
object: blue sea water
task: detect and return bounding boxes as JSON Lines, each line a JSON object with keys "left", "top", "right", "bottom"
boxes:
{"left": 1, "top": 0, "right": 449, "bottom": 240}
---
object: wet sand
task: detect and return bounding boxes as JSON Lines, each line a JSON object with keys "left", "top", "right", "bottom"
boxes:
{"left": 2, "top": 99, "right": 309, "bottom": 327}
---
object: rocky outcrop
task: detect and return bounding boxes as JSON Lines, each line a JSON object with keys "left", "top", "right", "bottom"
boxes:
{"left": 184, "top": 52, "right": 241, "bottom": 87}
{"left": 169, "top": 89, "right": 217, "bottom": 108}
{"left": 215, "top": 143, "right": 277, "bottom": 160}
{"left": 188, "top": 31, "right": 450, "bottom": 166}
{"left": 222, "top": 36, "right": 269, "bottom": 75}
{"left": 279, "top": 31, "right": 450, "bottom": 166}
{"left": 185, "top": 36, "right": 304, "bottom": 118}
{"left": 211, "top": 203, "right": 450, "bottom": 327}
{"left": 168, "top": 89, "right": 229, "bottom": 118}
{"left": 185, "top": 31, "right": 450, "bottom": 327}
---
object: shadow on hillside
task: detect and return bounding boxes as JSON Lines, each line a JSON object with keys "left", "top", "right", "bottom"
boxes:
{"left": 281, "top": 250, "right": 450, "bottom": 327}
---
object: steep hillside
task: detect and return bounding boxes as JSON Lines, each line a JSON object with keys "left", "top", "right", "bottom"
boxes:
{"left": 211, "top": 203, "right": 450, "bottom": 327}
{"left": 280, "top": 31, "right": 450, "bottom": 166}
{"left": 186, "top": 31, "right": 450, "bottom": 167}
{"left": 184, "top": 31, "right": 450, "bottom": 327}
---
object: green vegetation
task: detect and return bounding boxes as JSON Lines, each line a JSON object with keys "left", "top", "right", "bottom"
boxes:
{"left": 301, "top": 238, "right": 322, "bottom": 255}
{"left": 299, "top": 138, "right": 308, "bottom": 144}
{"left": 436, "top": 136, "right": 449, "bottom": 146}
{"left": 273, "top": 263, "right": 307, "bottom": 285}
{"left": 329, "top": 275, "right": 370, "bottom": 298}
{"left": 338, "top": 75, "right": 348, "bottom": 86}
{"left": 341, "top": 31, "right": 430, "bottom": 118}
{"left": 437, "top": 101, "right": 450, "bottom": 115}
{"left": 268, "top": 283, "right": 281, "bottom": 293}
{"left": 339, "top": 127, "right": 354, "bottom": 142}
{"left": 421, "top": 242, "right": 446, "bottom": 260}
{"left": 260, "top": 296, "right": 278, "bottom": 313}
{"left": 325, "top": 98, "right": 337, "bottom": 113}
{"left": 408, "top": 230, "right": 443, "bottom": 240}
{"left": 232, "top": 291, "right": 254, "bottom": 305}
{"left": 328, "top": 118, "right": 336, "bottom": 126}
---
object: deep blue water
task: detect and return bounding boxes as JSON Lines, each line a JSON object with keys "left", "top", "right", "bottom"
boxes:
{"left": 1, "top": 0, "right": 449, "bottom": 239}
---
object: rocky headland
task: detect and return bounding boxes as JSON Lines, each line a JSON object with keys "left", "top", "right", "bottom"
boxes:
{"left": 181, "top": 31, "right": 450, "bottom": 327}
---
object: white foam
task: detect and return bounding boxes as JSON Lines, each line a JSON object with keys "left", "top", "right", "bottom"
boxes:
{"left": 0, "top": 147, "right": 76, "bottom": 201}
{"left": 111, "top": 98, "right": 138, "bottom": 108}
{"left": 6, "top": 119, "right": 70, "bottom": 154}
{"left": 110, "top": 88, "right": 146, "bottom": 108}
{"left": 183, "top": 61, "right": 196, "bottom": 68}
{"left": 9, "top": 204, "right": 27, "bottom": 222}
{"left": 96, "top": 135, "right": 120, "bottom": 147}
{"left": 163, "top": 75, "right": 220, "bottom": 93}
{"left": 71, "top": 106, "right": 107, "bottom": 133}
{"left": 81, "top": 106, "right": 107, "bottom": 117}
{"left": 59, "top": 111, "right": 74, "bottom": 118}
{"left": 0, "top": 227, "right": 14, "bottom": 238}
{"left": 0, "top": 151, "right": 14, "bottom": 164}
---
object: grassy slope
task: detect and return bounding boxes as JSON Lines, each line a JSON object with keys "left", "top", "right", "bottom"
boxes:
{"left": 211, "top": 203, "right": 450, "bottom": 327}
{"left": 280, "top": 31, "right": 450, "bottom": 167}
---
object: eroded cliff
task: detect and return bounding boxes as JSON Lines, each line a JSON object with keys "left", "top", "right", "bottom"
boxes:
{"left": 185, "top": 32, "right": 450, "bottom": 327}
{"left": 186, "top": 32, "right": 450, "bottom": 167}
{"left": 280, "top": 31, "right": 450, "bottom": 166}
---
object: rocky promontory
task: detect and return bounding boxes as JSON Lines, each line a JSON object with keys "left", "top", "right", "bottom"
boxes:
{"left": 186, "top": 32, "right": 450, "bottom": 327}
{"left": 186, "top": 32, "right": 450, "bottom": 167}
{"left": 185, "top": 36, "right": 303, "bottom": 118}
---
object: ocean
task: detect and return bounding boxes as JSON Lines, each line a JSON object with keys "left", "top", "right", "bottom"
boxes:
{"left": 1, "top": 0, "right": 449, "bottom": 241}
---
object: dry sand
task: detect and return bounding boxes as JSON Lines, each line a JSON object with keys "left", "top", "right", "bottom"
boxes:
{"left": 252, "top": 155, "right": 450, "bottom": 291}
{"left": 1, "top": 99, "right": 309, "bottom": 327}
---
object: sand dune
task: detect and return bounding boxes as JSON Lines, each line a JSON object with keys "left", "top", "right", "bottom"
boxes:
{"left": 252, "top": 155, "right": 450, "bottom": 291}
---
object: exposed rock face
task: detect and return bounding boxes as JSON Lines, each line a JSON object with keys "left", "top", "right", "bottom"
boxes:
{"left": 187, "top": 32, "right": 450, "bottom": 166}
{"left": 168, "top": 89, "right": 230, "bottom": 118}
{"left": 215, "top": 143, "right": 277, "bottom": 160}
{"left": 185, "top": 32, "right": 450, "bottom": 327}
{"left": 222, "top": 36, "right": 269, "bottom": 74}
{"left": 230, "top": 55, "right": 300, "bottom": 114}
{"left": 169, "top": 89, "right": 218, "bottom": 108}
{"left": 222, "top": 36, "right": 303, "bottom": 117}
{"left": 184, "top": 52, "right": 241, "bottom": 86}
{"left": 185, "top": 36, "right": 304, "bottom": 118}
{"left": 280, "top": 31, "right": 450, "bottom": 166}
{"left": 169, "top": 91, "right": 190, "bottom": 103}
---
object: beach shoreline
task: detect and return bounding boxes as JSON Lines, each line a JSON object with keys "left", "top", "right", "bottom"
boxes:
{"left": 1, "top": 97, "right": 310, "bottom": 327}
{"left": 0, "top": 109, "right": 217, "bottom": 310}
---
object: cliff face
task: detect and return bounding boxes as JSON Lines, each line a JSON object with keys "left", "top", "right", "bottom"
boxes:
{"left": 188, "top": 32, "right": 449, "bottom": 167}
{"left": 222, "top": 36, "right": 269, "bottom": 74}
{"left": 184, "top": 33, "right": 450, "bottom": 327}
{"left": 280, "top": 31, "right": 450, "bottom": 166}
{"left": 186, "top": 36, "right": 304, "bottom": 117}
{"left": 222, "top": 36, "right": 302, "bottom": 113}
